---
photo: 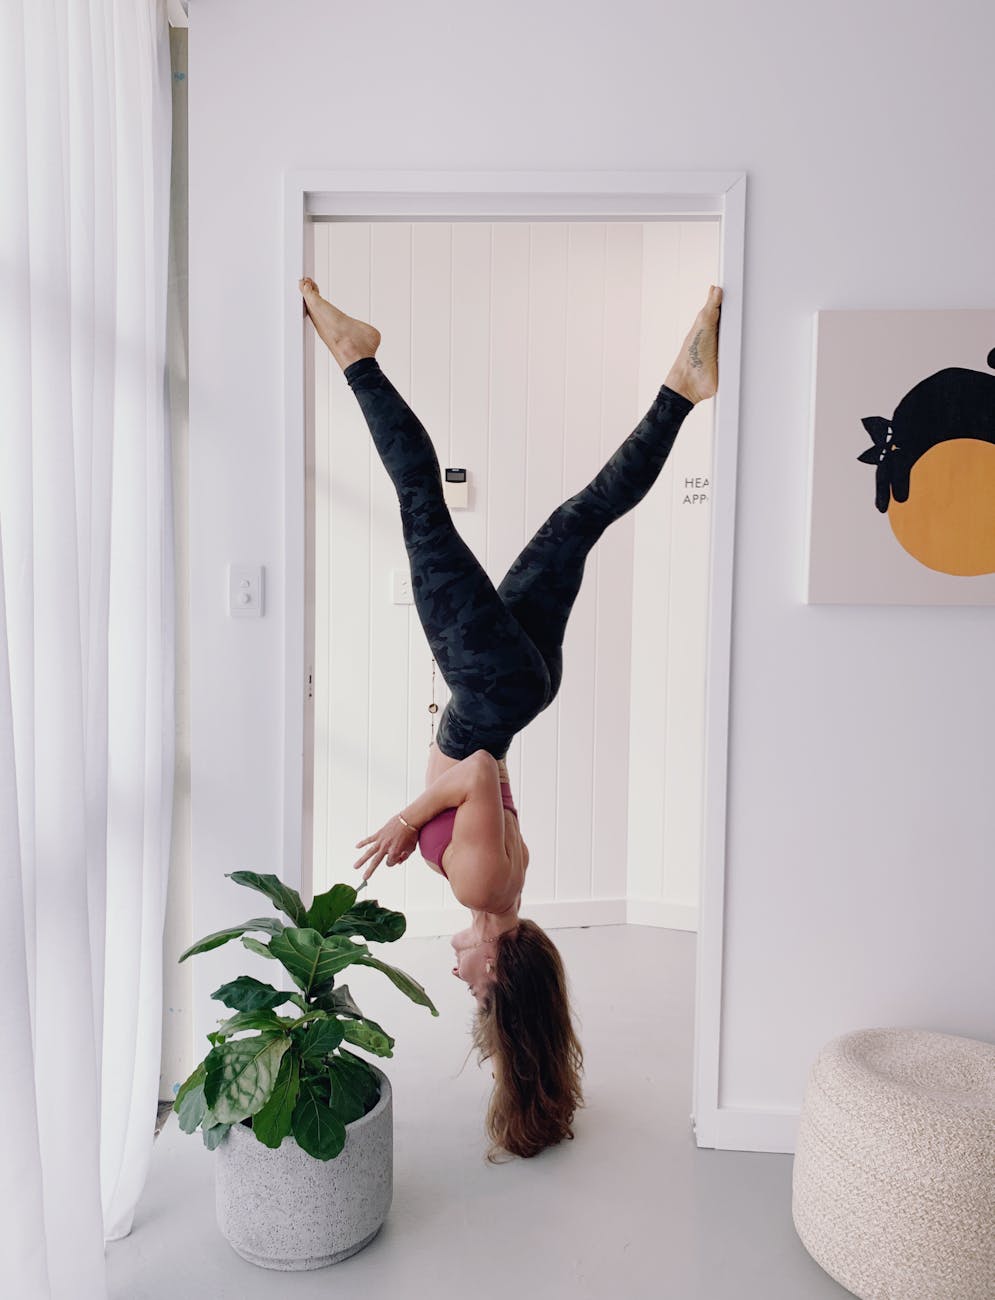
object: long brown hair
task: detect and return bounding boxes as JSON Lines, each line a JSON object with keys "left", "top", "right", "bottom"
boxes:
{"left": 471, "top": 919, "right": 584, "bottom": 1161}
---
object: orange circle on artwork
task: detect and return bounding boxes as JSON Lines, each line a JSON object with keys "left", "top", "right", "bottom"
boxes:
{"left": 888, "top": 439, "right": 995, "bottom": 576}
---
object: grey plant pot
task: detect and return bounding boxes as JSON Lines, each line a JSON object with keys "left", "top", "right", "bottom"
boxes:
{"left": 214, "top": 1067, "right": 393, "bottom": 1270}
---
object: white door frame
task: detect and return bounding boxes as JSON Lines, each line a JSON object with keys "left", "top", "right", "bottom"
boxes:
{"left": 282, "top": 169, "right": 746, "bottom": 1150}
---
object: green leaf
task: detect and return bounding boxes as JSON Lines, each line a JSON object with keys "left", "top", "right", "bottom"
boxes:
{"left": 177, "top": 916, "right": 286, "bottom": 962}
{"left": 325, "top": 900, "right": 405, "bottom": 944}
{"left": 203, "top": 1033, "right": 292, "bottom": 1124}
{"left": 291, "top": 1076, "right": 346, "bottom": 1161}
{"left": 269, "top": 928, "right": 369, "bottom": 995}
{"left": 305, "top": 883, "right": 357, "bottom": 934}
{"left": 294, "top": 1008, "right": 333, "bottom": 1024}
{"left": 299, "top": 1016, "right": 345, "bottom": 1064}
{"left": 175, "top": 1078, "right": 208, "bottom": 1133}
{"left": 312, "top": 982, "right": 364, "bottom": 1019}
{"left": 225, "top": 872, "right": 308, "bottom": 927}
{"left": 241, "top": 935, "right": 277, "bottom": 960}
{"left": 300, "top": 1072, "right": 331, "bottom": 1102}
{"left": 352, "top": 954, "right": 439, "bottom": 1016}
{"left": 327, "top": 900, "right": 407, "bottom": 944}
{"left": 214, "top": 1008, "right": 294, "bottom": 1038}
{"left": 337, "top": 1048, "right": 382, "bottom": 1105}
{"left": 210, "top": 976, "right": 299, "bottom": 1013}
{"left": 250, "top": 1051, "right": 301, "bottom": 1148}
{"left": 325, "top": 1056, "right": 369, "bottom": 1125}
{"left": 341, "top": 1017, "right": 394, "bottom": 1058}
{"left": 202, "top": 1120, "right": 232, "bottom": 1150}
{"left": 174, "top": 1059, "right": 206, "bottom": 1109}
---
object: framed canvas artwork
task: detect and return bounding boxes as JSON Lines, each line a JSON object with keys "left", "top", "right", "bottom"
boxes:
{"left": 806, "top": 309, "right": 995, "bottom": 604}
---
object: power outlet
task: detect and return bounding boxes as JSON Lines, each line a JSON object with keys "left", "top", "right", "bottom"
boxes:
{"left": 391, "top": 570, "right": 414, "bottom": 604}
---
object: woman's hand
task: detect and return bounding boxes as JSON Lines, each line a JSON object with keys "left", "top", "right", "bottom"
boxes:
{"left": 353, "top": 815, "right": 419, "bottom": 881}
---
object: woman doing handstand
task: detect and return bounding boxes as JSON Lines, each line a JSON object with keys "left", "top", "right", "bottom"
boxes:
{"left": 299, "top": 276, "right": 722, "bottom": 1159}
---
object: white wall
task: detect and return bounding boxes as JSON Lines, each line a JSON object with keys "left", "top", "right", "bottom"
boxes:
{"left": 179, "top": 0, "right": 995, "bottom": 1126}
{"left": 306, "top": 218, "right": 718, "bottom": 936}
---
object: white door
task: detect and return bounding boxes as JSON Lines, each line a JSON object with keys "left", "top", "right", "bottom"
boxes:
{"left": 303, "top": 217, "right": 719, "bottom": 936}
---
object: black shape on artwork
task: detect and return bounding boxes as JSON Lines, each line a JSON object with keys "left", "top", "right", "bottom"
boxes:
{"left": 857, "top": 349, "right": 995, "bottom": 512}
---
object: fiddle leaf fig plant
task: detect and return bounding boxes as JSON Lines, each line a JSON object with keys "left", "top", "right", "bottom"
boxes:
{"left": 174, "top": 872, "right": 437, "bottom": 1160}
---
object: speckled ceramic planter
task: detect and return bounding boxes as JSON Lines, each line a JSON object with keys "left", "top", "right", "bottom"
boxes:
{"left": 215, "top": 1068, "right": 392, "bottom": 1270}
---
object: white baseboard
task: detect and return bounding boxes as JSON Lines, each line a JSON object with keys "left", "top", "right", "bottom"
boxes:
{"left": 402, "top": 897, "right": 702, "bottom": 938}
{"left": 402, "top": 897, "right": 627, "bottom": 938}
{"left": 626, "top": 897, "right": 699, "bottom": 931}
{"left": 692, "top": 1104, "right": 801, "bottom": 1153}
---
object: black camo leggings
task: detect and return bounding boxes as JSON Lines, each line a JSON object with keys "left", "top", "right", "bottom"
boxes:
{"left": 344, "top": 355, "right": 694, "bottom": 761}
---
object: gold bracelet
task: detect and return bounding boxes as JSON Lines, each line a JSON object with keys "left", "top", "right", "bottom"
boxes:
{"left": 397, "top": 813, "right": 416, "bottom": 832}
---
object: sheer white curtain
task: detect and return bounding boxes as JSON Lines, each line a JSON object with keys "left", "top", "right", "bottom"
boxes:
{"left": 0, "top": 1, "right": 175, "bottom": 1296}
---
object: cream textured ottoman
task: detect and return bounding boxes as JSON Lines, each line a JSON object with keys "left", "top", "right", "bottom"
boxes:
{"left": 792, "top": 1028, "right": 995, "bottom": 1300}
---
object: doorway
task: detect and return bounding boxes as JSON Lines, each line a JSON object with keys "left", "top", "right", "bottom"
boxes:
{"left": 304, "top": 215, "right": 719, "bottom": 937}
{"left": 283, "top": 171, "right": 745, "bottom": 1146}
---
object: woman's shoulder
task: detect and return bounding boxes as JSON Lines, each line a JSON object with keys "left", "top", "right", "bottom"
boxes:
{"left": 444, "top": 809, "right": 527, "bottom": 911}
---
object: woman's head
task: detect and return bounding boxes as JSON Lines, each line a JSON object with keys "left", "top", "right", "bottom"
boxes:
{"left": 471, "top": 919, "right": 584, "bottom": 1161}
{"left": 450, "top": 931, "right": 499, "bottom": 1003}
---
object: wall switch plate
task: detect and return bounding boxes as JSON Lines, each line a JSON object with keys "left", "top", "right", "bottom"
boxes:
{"left": 391, "top": 570, "right": 414, "bottom": 604}
{"left": 229, "top": 564, "right": 265, "bottom": 617}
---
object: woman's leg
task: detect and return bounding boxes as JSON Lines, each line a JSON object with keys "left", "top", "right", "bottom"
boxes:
{"left": 495, "top": 382, "right": 694, "bottom": 698}
{"left": 496, "top": 283, "right": 723, "bottom": 696}
{"left": 304, "top": 278, "right": 721, "bottom": 752}
{"left": 495, "top": 284, "right": 722, "bottom": 700}
{"left": 299, "top": 277, "right": 546, "bottom": 757}
{"left": 343, "top": 356, "right": 549, "bottom": 758}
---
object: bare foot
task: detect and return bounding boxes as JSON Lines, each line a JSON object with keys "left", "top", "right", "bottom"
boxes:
{"left": 299, "top": 277, "right": 381, "bottom": 370}
{"left": 665, "top": 285, "right": 722, "bottom": 404}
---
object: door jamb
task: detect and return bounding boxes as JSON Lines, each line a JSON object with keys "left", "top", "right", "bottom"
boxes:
{"left": 282, "top": 169, "right": 747, "bottom": 1150}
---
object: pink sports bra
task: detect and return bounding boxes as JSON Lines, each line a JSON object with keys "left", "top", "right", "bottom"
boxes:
{"left": 418, "top": 781, "right": 519, "bottom": 878}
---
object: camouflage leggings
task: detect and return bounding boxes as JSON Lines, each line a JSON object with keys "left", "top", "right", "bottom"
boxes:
{"left": 344, "top": 355, "right": 694, "bottom": 761}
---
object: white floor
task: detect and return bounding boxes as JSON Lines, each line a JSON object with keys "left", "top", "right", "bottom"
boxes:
{"left": 108, "top": 925, "right": 852, "bottom": 1300}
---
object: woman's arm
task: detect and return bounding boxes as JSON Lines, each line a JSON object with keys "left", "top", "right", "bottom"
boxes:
{"left": 353, "top": 750, "right": 506, "bottom": 881}
{"left": 437, "top": 753, "right": 515, "bottom": 910}
{"left": 425, "top": 740, "right": 509, "bottom": 787}
{"left": 400, "top": 749, "right": 498, "bottom": 826}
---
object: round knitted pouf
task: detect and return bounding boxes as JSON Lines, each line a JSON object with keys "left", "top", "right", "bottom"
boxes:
{"left": 792, "top": 1028, "right": 995, "bottom": 1300}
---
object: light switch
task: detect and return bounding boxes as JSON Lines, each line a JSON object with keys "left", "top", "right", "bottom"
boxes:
{"left": 392, "top": 570, "right": 414, "bottom": 604}
{"left": 228, "top": 564, "right": 265, "bottom": 617}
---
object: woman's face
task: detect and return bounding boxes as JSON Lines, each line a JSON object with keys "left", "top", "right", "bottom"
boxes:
{"left": 450, "top": 929, "right": 497, "bottom": 1005}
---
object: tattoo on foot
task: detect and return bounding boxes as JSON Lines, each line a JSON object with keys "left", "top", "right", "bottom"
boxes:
{"left": 688, "top": 330, "right": 704, "bottom": 370}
